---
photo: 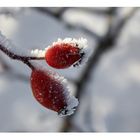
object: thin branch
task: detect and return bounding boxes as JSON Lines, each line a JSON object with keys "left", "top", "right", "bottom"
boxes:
{"left": 0, "top": 44, "right": 33, "bottom": 69}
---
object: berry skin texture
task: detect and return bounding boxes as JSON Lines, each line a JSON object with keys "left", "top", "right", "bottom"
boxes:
{"left": 30, "top": 68, "right": 68, "bottom": 113}
{"left": 45, "top": 43, "right": 82, "bottom": 69}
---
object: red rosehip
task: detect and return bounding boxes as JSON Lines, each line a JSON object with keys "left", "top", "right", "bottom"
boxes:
{"left": 30, "top": 67, "right": 78, "bottom": 116}
{"left": 45, "top": 38, "right": 88, "bottom": 69}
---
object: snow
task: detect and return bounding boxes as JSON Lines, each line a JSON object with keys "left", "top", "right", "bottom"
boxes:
{"left": 59, "top": 95, "right": 79, "bottom": 117}
{"left": 51, "top": 38, "right": 87, "bottom": 48}
{"left": 31, "top": 49, "right": 46, "bottom": 57}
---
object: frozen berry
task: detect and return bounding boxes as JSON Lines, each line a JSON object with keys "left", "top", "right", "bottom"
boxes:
{"left": 30, "top": 67, "right": 79, "bottom": 116}
{"left": 45, "top": 38, "right": 88, "bottom": 69}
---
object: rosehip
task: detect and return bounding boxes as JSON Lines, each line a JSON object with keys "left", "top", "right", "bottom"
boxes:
{"left": 45, "top": 38, "right": 88, "bottom": 69}
{"left": 30, "top": 67, "right": 78, "bottom": 116}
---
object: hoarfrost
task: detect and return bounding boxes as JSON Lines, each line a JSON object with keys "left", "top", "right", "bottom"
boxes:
{"left": 31, "top": 49, "right": 46, "bottom": 57}
{"left": 58, "top": 95, "right": 79, "bottom": 117}
{"left": 52, "top": 38, "right": 88, "bottom": 50}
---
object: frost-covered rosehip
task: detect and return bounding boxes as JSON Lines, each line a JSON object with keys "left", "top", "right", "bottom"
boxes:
{"left": 30, "top": 66, "right": 78, "bottom": 116}
{"left": 45, "top": 38, "right": 89, "bottom": 69}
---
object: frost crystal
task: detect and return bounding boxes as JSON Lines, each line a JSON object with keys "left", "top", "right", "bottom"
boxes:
{"left": 58, "top": 95, "right": 79, "bottom": 117}
{"left": 31, "top": 49, "right": 46, "bottom": 57}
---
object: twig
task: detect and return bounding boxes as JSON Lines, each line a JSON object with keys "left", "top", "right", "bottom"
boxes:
{"left": 0, "top": 33, "right": 44, "bottom": 70}
{"left": 0, "top": 44, "right": 33, "bottom": 69}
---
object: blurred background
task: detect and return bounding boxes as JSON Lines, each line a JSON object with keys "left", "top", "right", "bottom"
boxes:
{"left": 0, "top": 7, "right": 140, "bottom": 132}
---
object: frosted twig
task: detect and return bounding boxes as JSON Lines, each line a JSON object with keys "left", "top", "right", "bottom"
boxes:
{"left": 0, "top": 32, "right": 44, "bottom": 70}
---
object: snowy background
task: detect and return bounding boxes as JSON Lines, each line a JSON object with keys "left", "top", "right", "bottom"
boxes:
{"left": 0, "top": 7, "right": 140, "bottom": 132}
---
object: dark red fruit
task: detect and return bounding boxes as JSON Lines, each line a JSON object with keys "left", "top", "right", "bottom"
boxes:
{"left": 30, "top": 68, "right": 68, "bottom": 113}
{"left": 45, "top": 43, "right": 82, "bottom": 69}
